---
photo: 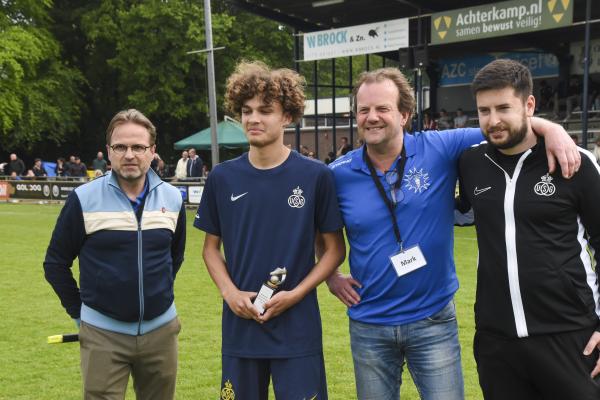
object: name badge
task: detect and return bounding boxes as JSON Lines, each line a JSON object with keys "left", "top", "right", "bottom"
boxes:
{"left": 390, "top": 245, "right": 427, "bottom": 277}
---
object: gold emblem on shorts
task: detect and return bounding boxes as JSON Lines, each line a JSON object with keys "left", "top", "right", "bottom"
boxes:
{"left": 220, "top": 379, "right": 235, "bottom": 400}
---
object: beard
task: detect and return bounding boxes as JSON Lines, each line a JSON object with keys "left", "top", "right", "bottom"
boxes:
{"left": 485, "top": 114, "right": 528, "bottom": 150}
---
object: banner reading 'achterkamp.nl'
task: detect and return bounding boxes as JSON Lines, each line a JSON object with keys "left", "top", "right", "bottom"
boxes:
{"left": 431, "top": 0, "right": 573, "bottom": 45}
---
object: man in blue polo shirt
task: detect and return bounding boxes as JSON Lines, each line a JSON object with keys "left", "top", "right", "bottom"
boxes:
{"left": 326, "top": 67, "right": 580, "bottom": 400}
{"left": 194, "top": 61, "right": 345, "bottom": 400}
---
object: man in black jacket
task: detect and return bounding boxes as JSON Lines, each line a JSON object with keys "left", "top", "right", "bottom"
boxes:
{"left": 8, "top": 153, "right": 25, "bottom": 177}
{"left": 458, "top": 59, "right": 600, "bottom": 399}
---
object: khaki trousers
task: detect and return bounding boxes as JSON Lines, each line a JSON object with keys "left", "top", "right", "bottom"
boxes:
{"left": 79, "top": 317, "right": 181, "bottom": 400}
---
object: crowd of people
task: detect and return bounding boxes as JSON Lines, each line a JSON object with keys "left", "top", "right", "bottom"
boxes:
{"left": 38, "top": 57, "right": 600, "bottom": 400}
{"left": 1, "top": 148, "right": 210, "bottom": 181}
{"left": 423, "top": 107, "right": 472, "bottom": 130}
{"left": 537, "top": 77, "right": 600, "bottom": 121}
{"left": 1, "top": 153, "right": 94, "bottom": 179}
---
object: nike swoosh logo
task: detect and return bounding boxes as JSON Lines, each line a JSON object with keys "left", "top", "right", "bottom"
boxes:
{"left": 474, "top": 186, "right": 492, "bottom": 196}
{"left": 230, "top": 192, "right": 248, "bottom": 201}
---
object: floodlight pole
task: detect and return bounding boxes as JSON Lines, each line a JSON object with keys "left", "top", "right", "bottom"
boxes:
{"left": 204, "top": 0, "right": 219, "bottom": 166}
{"left": 416, "top": 7, "right": 423, "bottom": 131}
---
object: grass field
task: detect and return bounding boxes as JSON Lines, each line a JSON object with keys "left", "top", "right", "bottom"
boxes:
{"left": 0, "top": 203, "right": 481, "bottom": 399}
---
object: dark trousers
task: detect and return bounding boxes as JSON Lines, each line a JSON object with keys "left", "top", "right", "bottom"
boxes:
{"left": 474, "top": 327, "right": 600, "bottom": 400}
{"left": 221, "top": 353, "right": 327, "bottom": 400}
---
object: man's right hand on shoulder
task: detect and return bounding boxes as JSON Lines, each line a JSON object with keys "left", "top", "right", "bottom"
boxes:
{"left": 326, "top": 272, "right": 362, "bottom": 307}
{"left": 223, "top": 289, "right": 261, "bottom": 321}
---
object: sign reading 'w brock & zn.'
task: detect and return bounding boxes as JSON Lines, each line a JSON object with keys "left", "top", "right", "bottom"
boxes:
{"left": 431, "top": 0, "right": 573, "bottom": 45}
{"left": 303, "top": 18, "right": 409, "bottom": 62}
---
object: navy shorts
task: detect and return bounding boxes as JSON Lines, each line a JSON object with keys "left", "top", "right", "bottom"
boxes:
{"left": 220, "top": 353, "right": 327, "bottom": 400}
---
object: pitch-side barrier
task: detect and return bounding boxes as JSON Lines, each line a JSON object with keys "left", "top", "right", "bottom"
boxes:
{"left": 0, "top": 177, "right": 205, "bottom": 205}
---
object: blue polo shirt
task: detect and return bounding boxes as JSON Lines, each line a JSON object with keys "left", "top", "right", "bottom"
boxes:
{"left": 330, "top": 128, "right": 483, "bottom": 325}
{"left": 194, "top": 151, "right": 343, "bottom": 358}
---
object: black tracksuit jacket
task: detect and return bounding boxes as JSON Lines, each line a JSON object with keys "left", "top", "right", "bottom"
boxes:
{"left": 458, "top": 140, "right": 600, "bottom": 339}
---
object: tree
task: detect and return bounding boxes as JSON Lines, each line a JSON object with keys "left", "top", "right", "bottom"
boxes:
{"left": 2, "top": 1, "right": 297, "bottom": 162}
{"left": 0, "top": 0, "right": 83, "bottom": 150}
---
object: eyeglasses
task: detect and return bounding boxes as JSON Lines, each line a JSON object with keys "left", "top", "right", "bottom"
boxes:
{"left": 384, "top": 170, "right": 404, "bottom": 205}
{"left": 109, "top": 144, "right": 151, "bottom": 155}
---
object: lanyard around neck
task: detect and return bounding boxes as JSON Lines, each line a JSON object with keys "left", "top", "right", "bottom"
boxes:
{"left": 363, "top": 145, "right": 407, "bottom": 247}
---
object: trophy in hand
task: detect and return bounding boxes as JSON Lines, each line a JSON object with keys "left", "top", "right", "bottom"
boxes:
{"left": 253, "top": 267, "right": 287, "bottom": 314}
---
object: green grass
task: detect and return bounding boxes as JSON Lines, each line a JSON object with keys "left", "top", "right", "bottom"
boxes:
{"left": 0, "top": 203, "right": 481, "bottom": 399}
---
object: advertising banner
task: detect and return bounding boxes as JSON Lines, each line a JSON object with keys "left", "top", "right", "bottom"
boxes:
{"left": 303, "top": 18, "right": 408, "bottom": 61}
{"left": 10, "top": 181, "right": 80, "bottom": 200}
{"left": 188, "top": 186, "right": 204, "bottom": 204}
{"left": 439, "top": 51, "right": 559, "bottom": 87}
{"left": 7, "top": 179, "right": 205, "bottom": 204}
{"left": 0, "top": 181, "right": 9, "bottom": 200}
{"left": 431, "top": 0, "right": 573, "bottom": 45}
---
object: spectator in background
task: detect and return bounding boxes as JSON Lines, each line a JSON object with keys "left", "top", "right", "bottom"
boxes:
{"left": 55, "top": 158, "right": 67, "bottom": 177}
{"left": 174, "top": 150, "right": 189, "bottom": 180}
{"left": 423, "top": 111, "right": 438, "bottom": 130}
{"left": 570, "top": 134, "right": 579, "bottom": 144}
{"left": 593, "top": 138, "right": 600, "bottom": 164}
{"left": 32, "top": 158, "right": 47, "bottom": 178}
{"left": 454, "top": 108, "right": 468, "bottom": 128}
{"left": 186, "top": 148, "right": 203, "bottom": 179}
{"left": 156, "top": 159, "right": 168, "bottom": 179}
{"left": 150, "top": 153, "right": 161, "bottom": 174}
{"left": 300, "top": 145, "right": 310, "bottom": 156}
{"left": 564, "top": 77, "right": 583, "bottom": 121}
{"left": 538, "top": 80, "right": 559, "bottom": 118}
{"left": 591, "top": 84, "right": 600, "bottom": 111}
{"left": 69, "top": 156, "right": 87, "bottom": 180}
{"left": 8, "top": 153, "right": 26, "bottom": 177}
{"left": 324, "top": 151, "right": 336, "bottom": 164}
{"left": 201, "top": 164, "right": 209, "bottom": 178}
{"left": 336, "top": 137, "right": 352, "bottom": 158}
{"left": 437, "top": 108, "right": 454, "bottom": 129}
{"left": 64, "top": 155, "right": 76, "bottom": 177}
{"left": 92, "top": 151, "right": 108, "bottom": 173}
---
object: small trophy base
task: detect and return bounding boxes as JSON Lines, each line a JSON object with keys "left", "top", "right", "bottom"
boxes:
{"left": 254, "top": 284, "right": 275, "bottom": 314}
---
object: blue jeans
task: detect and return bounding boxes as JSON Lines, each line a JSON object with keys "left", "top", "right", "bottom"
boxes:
{"left": 350, "top": 300, "right": 464, "bottom": 400}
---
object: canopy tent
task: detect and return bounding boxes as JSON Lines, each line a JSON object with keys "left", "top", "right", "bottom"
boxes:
{"left": 174, "top": 118, "right": 248, "bottom": 150}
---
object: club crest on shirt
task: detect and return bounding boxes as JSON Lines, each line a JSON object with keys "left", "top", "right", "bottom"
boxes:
{"left": 403, "top": 167, "right": 430, "bottom": 193}
{"left": 220, "top": 380, "right": 235, "bottom": 400}
{"left": 288, "top": 186, "right": 306, "bottom": 208}
{"left": 534, "top": 173, "right": 556, "bottom": 197}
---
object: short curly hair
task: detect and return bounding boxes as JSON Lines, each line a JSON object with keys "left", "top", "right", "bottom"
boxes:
{"left": 225, "top": 61, "right": 306, "bottom": 123}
